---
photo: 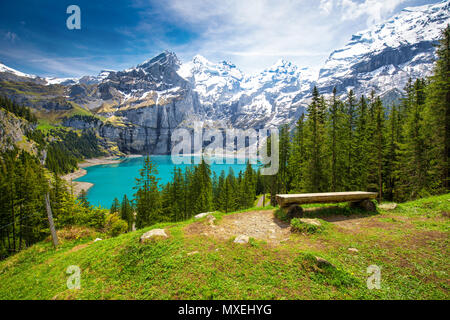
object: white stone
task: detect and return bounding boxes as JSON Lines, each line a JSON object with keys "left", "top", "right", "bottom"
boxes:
{"left": 94, "top": 238, "right": 102, "bottom": 242}
{"left": 299, "top": 218, "right": 322, "bottom": 227}
{"left": 234, "top": 235, "right": 249, "bottom": 244}
{"left": 378, "top": 203, "right": 398, "bottom": 210}
{"left": 195, "top": 212, "right": 214, "bottom": 219}
{"left": 348, "top": 248, "right": 359, "bottom": 253}
{"left": 140, "top": 229, "right": 168, "bottom": 242}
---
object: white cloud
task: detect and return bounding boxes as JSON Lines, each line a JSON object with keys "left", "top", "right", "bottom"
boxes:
{"left": 130, "top": 0, "right": 421, "bottom": 73}
{"left": 139, "top": 0, "right": 335, "bottom": 72}
{"left": 319, "top": 0, "right": 334, "bottom": 15}
{"left": 319, "top": 0, "right": 407, "bottom": 26}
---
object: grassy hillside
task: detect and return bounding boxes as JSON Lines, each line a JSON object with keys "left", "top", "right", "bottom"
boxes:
{"left": 0, "top": 194, "right": 448, "bottom": 300}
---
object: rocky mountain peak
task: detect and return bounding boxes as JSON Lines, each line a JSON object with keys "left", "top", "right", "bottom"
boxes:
{"left": 137, "top": 50, "right": 180, "bottom": 70}
{"left": 317, "top": 0, "right": 450, "bottom": 97}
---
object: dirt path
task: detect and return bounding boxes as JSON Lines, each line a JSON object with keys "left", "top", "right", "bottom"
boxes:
{"left": 256, "top": 195, "right": 264, "bottom": 207}
{"left": 184, "top": 208, "right": 418, "bottom": 246}
{"left": 185, "top": 210, "right": 291, "bottom": 244}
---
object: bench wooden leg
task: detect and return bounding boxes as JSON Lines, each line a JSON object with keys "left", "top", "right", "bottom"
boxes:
{"left": 349, "top": 199, "right": 376, "bottom": 212}
{"left": 282, "top": 204, "right": 303, "bottom": 219}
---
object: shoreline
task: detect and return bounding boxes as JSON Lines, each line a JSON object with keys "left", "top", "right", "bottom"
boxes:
{"left": 62, "top": 155, "right": 141, "bottom": 196}
{"left": 62, "top": 153, "right": 254, "bottom": 197}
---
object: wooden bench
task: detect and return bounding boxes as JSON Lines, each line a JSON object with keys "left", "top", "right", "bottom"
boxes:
{"left": 276, "top": 191, "right": 378, "bottom": 216}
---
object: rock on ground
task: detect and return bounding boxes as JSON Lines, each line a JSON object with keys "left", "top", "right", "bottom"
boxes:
{"left": 298, "top": 218, "right": 322, "bottom": 227}
{"left": 140, "top": 229, "right": 168, "bottom": 243}
{"left": 234, "top": 235, "right": 249, "bottom": 244}
{"left": 348, "top": 247, "right": 359, "bottom": 253}
{"left": 378, "top": 203, "right": 398, "bottom": 210}
{"left": 315, "top": 256, "right": 333, "bottom": 267}
{"left": 195, "top": 212, "right": 215, "bottom": 219}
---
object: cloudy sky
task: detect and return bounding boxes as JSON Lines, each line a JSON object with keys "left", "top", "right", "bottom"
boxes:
{"left": 0, "top": 0, "right": 443, "bottom": 77}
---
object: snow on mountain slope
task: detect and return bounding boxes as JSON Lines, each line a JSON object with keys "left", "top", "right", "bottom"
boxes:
{"left": 178, "top": 56, "right": 313, "bottom": 128}
{"left": 317, "top": 0, "right": 450, "bottom": 97}
{"left": 177, "top": 54, "right": 244, "bottom": 108}
{"left": 0, "top": 62, "right": 36, "bottom": 79}
{"left": 0, "top": 1, "right": 448, "bottom": 135}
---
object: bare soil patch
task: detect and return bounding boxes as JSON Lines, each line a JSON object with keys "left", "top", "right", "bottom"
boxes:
{"left": 185, "top": 210, "right": 291, "bottom": 244}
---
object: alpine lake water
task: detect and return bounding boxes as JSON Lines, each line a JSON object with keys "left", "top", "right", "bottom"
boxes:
{"left": 75, "top": 155, "right": 259, "bottom": 208}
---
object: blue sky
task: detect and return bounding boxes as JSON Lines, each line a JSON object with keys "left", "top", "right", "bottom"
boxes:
{"left": 0, "top": 0, "right": 443, "bottom": 77}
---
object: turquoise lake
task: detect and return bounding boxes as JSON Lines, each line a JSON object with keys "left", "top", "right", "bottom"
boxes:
{"left": 75, "top": 155, "right": 258, "bottom": 208}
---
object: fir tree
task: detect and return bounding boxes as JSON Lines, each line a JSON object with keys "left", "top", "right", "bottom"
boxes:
{"left": 134, "top": 156, "right": 161, "bottom": 228}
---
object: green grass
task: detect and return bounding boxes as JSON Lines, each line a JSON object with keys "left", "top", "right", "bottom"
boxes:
{"left": 0, "top": 194, "right": 449, "bottom": 300}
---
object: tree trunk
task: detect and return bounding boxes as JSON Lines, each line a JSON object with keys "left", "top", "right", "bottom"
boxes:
{"left": 45, "top": 193, "right": 59, "bottom": 247}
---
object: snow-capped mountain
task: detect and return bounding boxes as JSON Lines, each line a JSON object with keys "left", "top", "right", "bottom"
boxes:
{"left": 177, "top": 55, "right": 314, "bottom": 128}
{"left": 177, "top": 55, "right": 244, "bottom": 110}
{"left": 317, "top": 0, "right": 450, "bottom": 98}
{"left": 0, "top": 62, "right": 36, "bottom": 79}
{"left": 0, "top": 1, "right": 448, "bottom": 154}
{"left": 77, "top": 70, "right": 114, "bottom": 85}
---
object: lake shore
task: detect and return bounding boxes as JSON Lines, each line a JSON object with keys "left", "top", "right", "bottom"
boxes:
{"left": 62, "top": 155, "right": 141, "bottom": 196}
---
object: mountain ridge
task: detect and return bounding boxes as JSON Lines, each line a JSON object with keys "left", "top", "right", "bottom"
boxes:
{"left": 0, "top": 0, "right": 448, "bottom": 154}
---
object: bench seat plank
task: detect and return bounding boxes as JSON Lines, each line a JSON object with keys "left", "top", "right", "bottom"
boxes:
{"left": 276, "top": 191, "right": 377, "bottom": 207}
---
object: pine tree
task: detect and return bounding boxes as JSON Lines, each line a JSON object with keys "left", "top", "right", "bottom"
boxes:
{"left": 134, "top": 156, "right": 161, "bottom": 228}
{"left": 278, "top": 124, "right": 291, "bottom": 193}
{"left": 120, "top": 194, "right": 133, "bottom": 231}
{"left": 395, "top": 79, "right": 427, "bottom": 200}
{"left": 422, "top": 25, "right": 450, "bottom": 193}
{"left": 355, "top": 95, "right": 370, "bottom": 190}
{"left": 374, "top": 97, "right": 385, "bottom": 203}
{"left": 327, "top": 87, "right": 347, "bottom": 191}
{"left": 242, "top": 161, "right": 256, "bottom": 208}
{"left": 304, "top": 86, "right": 328, "bottom": 192}
{"left": 78, "top": 190, "right": 90, "bottom": 209}
{"left": 384, "top": 105, "right": 400, "bottom": 201}
{"left": 110, "top": 198, "right": 120, "bottom": 214}
{"left": 344, "top": 89, "right": 358, "bottom": 190}
{"left": 289, "top": 113, "right": 306, "bottom": 192}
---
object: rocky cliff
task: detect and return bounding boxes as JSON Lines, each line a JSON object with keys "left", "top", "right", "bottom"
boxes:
{"left": 0, "top": 109, "right": 35, "bottom": 153}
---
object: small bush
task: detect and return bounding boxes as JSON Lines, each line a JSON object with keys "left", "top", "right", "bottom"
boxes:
{"left": 49, "top": 226, "right": 97, "bottom": 243}
{"left": 105, "top": 213, "right": 128, "bottom": 237}
{"left": 274, "top": 208, "right": 289, "bottom": 222}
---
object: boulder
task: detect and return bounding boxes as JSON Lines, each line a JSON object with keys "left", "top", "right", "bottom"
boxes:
{"left": 140, "top": 229, "right": 168, "bottom": 243}
{"left": 298, "top": 218, "right": 322, "bottom": 227}
{"left": 315, "top": 256, "right": 333, "bottom": 268}
{"left": 234, "top": 235, "right": 249, "bottom": 244}
{"left": 378, "top": 203, "right": 398, "bottom": 210}
{"left": 195, "top": 212, "right": 215, "bottom": 219}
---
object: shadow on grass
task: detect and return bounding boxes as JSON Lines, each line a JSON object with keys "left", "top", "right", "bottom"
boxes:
{"left": 302, "top": 205, "right": 378, "bottom": 222}
{"left": 275, "top": 204, "right": 379, "bottom": 224}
